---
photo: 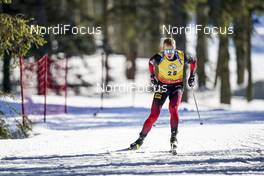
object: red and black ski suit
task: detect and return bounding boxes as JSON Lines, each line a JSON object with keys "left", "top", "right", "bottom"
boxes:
{"left": 140, "top": 51, "right": 197, "bottom": 136}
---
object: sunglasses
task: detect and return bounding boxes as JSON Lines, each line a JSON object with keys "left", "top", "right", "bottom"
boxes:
{"left": 164, "top": 49, "right": 175, "bottom": 54}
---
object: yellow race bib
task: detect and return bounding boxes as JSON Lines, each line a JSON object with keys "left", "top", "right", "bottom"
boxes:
{"left": 156, "top": 50, "right": 185, "bottom": 84}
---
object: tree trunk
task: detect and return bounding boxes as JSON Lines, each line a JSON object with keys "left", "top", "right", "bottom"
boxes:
{"left": 125, "top": 2, "right": 137, "bottom": 80}
{"left": 2, "top": 52, "right": 11, "bottom": 93}
{"left": 214, "top": 48, "right": 221, "bottom": 87}
{"left": 126, "top": 41, "right": 137, "bottom": 80}
{"left": 2, "top": 4, "right": 12, "bottom": 93}
{"left": 196, "top": 2, "right": 209, "bottom": 89}
{"left": 234, "top": 21, "right": 247, "bottom": 85}
{"left": 213, "top": 0, "right": 232, "bottom": 104}
{"left": 218, "top": 9, "right": 231, "bottom": 104}
{"left": 233, "top": 1, "right": 247, "bottom": 85}
{"left": 246, "top": 11, "right": 253, "bottom": 101}
{"left": 219, "top": 35, "right": 231, "bottom": 104}
{"left": 35, "top": 0, "right": 48, "bottom": 58}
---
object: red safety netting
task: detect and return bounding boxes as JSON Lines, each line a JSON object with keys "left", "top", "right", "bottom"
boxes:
{"left": 20, "top": 54, "right": 68, "bottom": 122}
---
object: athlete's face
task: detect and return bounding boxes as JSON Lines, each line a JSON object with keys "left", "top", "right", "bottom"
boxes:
{"left": 163, "top": 44, "right": 175, "bottom": 60}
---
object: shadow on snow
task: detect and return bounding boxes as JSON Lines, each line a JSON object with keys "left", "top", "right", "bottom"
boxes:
{"left": 1, "top": 148, "right": 263, "bottom": 175}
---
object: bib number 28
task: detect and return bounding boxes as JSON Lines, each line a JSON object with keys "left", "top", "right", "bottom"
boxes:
{"left": 168, "top": 71, "right": 177, "bottom": 76}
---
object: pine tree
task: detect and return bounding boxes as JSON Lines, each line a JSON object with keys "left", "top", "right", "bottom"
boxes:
{"left": 0, "top": 0, "right": 46, "bottom": 92}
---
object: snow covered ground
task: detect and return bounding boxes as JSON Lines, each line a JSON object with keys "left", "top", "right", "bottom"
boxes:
{"left": 0, "top": 93, "right": 263, "bottom": 175}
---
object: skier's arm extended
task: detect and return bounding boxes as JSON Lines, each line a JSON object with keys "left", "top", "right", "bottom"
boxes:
{"left": 185, "top": 54, "right": 197, "bottom": 87}
{"left": 185, "top": 54, "right": 197, "bottom": 74}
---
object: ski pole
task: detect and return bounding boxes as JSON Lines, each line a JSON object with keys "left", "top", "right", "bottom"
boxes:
{"left": 191, "top": 87, "right": 203, "bottom": 125}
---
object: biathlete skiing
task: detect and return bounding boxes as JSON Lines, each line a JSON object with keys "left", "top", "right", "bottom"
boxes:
{"left": 129, "top": 38, "right": 197, "bottom": 154}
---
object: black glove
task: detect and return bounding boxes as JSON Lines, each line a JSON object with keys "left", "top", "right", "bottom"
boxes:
{"left": 150, "top": 74, "right": 159, "bottom": 85}
{"left": 188, "top": 74, "right": 195, "bottom": 87}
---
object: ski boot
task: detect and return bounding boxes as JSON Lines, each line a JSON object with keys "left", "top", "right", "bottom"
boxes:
{"left": 129, "top": 133, "right": 146, "bottom": 150}
{"left": 170, "top": 129, "right": 178, "bottom": 155}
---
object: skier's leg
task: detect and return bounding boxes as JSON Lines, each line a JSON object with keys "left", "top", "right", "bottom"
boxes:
{"left": 168, "top": 89, "right": 182, "bottom": 154}
{"left": 129, "top": 92, "right": 167, "bottom": 150}
{"left": 169, "top": 89, "right": 182, "bottom": 135}
{"left": 141, "top": 91, "right": 168, "bottom": 136}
